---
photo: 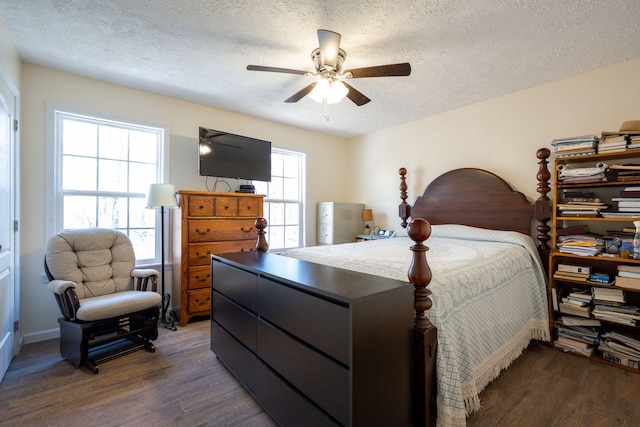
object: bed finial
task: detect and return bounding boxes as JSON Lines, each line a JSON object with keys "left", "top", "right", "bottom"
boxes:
{"left": 535, "top": 148, "right": 551, "bottom": 271}
{"left": 399, "top": 167, "right": 411, "bottom": 228}
{"left": 255, "top": 217, "right": 269, "bottom": 252}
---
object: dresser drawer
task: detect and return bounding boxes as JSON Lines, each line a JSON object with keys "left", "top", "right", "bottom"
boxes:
{"left": 187, "top": 288, "right": 211, "bottom": 314}
{"left": 239, "top": 197, "right": 262, "bottom": 217}
{"left": 187, "top": 266, "right": 211, "bottom": 290}
{"left": 188, "top": 219, "right": 258, "bottom": 242}
{"left": 187, "top": 196, "right": 215, "bottom": 217}
{"left": 188, "top": 242, "right": 257, "bottom": 266}
{"left": 257, "top": 277, "right": 350, "bottom": 365}
{"left": 214, "top": 197, "right": 239, "bottom": 216}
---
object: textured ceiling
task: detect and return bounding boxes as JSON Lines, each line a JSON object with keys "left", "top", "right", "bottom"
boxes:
{"left": 2, "top": 1, "right": 640, "bottom": 138}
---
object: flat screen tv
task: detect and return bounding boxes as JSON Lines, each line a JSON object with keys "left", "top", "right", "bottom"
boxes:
{"left": 198, "top": 127, "right": 271, "bottom": 182}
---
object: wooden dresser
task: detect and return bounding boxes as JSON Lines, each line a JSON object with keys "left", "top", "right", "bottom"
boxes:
{"left": 172, "top": 190, "right": 264, "bottom": 326}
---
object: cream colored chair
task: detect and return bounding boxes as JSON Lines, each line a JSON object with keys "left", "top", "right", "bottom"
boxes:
{"left": 45, "top": 228, "right": 162, "bottom": 374}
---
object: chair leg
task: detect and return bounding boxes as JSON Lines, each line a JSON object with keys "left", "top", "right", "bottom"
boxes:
{"left": 58, "top": 319, "right": 87, "bottom": 368}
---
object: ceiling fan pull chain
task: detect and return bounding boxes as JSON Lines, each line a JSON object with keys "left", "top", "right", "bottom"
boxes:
{"left": 323, "top": 97, "right": 330, "bottom": 121}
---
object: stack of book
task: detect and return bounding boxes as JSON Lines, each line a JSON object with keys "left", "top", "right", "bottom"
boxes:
{"left": 608, "top": 165, "right": 640, "bottom": 182}
{"left": 629, "top": 135, "right": 640, "bottom": 150}
{"left": 553, "top": 263, "right": 591, "bottom": 282}
{"left": 597, "top": 134, "right": 628, "bottom": 154}
{"left": 615, "top": 265, "right": 640, "bottom": 291}
{"left": 554, "top": 316, "right": 600, "bottom": 357}
{"left": 599, "top": 331, "right": 640, "bottom": 369}
{"left": 591, "top": 287, "right": 639, "bottom": 326}
{"left": 551, "top": 134, "right": 598, "bottom": 158}
{"left": 557, "top": 165, "right": 607, "bottom": 184}
{"left": 558, "top": 191, "right": 607, "bottom": 217}
{"left": 556, "top": 233, "right": 605, "bottom": 256}
{"left": 559, "top": 288, "right": 592, "bottom": 318}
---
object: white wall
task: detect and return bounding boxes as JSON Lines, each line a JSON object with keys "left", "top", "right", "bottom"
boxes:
{"left": 348, "top": 58, "right": 640, "bottom": 232}
{"left": 19, "top": 64, "right": 348, "bottom": 342}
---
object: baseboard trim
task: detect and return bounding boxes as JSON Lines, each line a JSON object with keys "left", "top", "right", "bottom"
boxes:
{"left": 23, "top": 328, "right": 60, "bottom": 344}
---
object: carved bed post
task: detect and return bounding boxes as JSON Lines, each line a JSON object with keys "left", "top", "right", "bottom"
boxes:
{"left": 255, "top": 217, "right": 269, "bottom": 252}
{"left": 535, "top": 148, "right": 551, "bottom": 272}
{"left": 407, "top": 218, "right": 437, "bottom": 427}
{"left": 399, "top": 167, "right": 411, "bottom": 228}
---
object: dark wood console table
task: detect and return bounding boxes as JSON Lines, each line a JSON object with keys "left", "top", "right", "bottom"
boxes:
{"left": 210, "top": 251, "right": 415, "bottom": 426}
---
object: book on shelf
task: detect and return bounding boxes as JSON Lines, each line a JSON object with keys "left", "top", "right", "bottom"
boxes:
{"left": 553, "top": 141, "right": 597, "bottom": 152}
{"left": 556, "top": 335, "right": 593, "bottom": 350}
{"left": 559, "top": 302, "right": 592, "bottom": 318}
{"left": 554, "top": 339, "right": 595, "bottom": 357}
{"left": 588, "top": 273, "right": 614, "bottom": 285}
{"left": 557, "top": 263, "right": 591, "bottom": 274}
{"left": 592, "top": 287, "right": 626, "bottom": 303}
{"left": 551, "top": 134, "right": 599, "bottom": 145}
{"left": 556, "top": 225, "right": 589, "bottom": 236}
{"left": 618, "top": 264, "right": 640, "bottom": 273}
{"left": 617, "top": 270, "right": 640, "bottom": 279}
{"left": 614, "top": 274, "right": 640, "bottom": 291}
{"left": 553, "top": 271, "right": 589, "bottom": 281}
{"left": 559, "top": 316, "right": 601, "bottom": 327}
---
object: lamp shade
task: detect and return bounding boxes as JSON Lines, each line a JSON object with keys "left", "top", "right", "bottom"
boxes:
{"left": 146, "top": 183, "right": 178, "bottom": 208}
{"left": 361, "top": 209, "right": 373, "bottom": 222}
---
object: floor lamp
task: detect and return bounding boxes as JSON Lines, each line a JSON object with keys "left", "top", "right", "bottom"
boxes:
{"left": 146, "top": 183, "right": 179, "bottom": 331}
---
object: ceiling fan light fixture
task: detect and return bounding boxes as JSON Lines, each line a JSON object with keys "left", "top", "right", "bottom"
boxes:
{"left": 309, "top": 78, "right": 348, "bottom": 104}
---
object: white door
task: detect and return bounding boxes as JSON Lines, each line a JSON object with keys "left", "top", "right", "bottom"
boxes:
{"left": 0, "top": 72, "right": 17, "bottom": 382}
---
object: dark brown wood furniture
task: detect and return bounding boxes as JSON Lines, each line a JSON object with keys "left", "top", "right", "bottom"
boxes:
{"left": 172, "top": 190, "right": 264, "bottom": 326}
{"left": 210, "top": 148, "right": 552, "bottom": 426}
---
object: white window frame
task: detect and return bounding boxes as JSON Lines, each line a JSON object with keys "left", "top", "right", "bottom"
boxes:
{"left": 45, "top": 104, "right": 170, "bottom": 265}
{"left": 254, "top": 148, "right": 306, "bottom": 251}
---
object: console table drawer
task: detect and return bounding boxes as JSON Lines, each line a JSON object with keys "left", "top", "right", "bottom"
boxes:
{"left": 212, "top": 259, "right": 257, "bottom": 312}
{"left": 213, "top": 292, "right": 257, "bottom": 352}
{"left": 257, "top": 277, "right": 349, "bottom": 365}
{"left": 189, "top": 219, "right": 258, "bottom": 242}
{"left": 257, "top": 320, "right": 349, "bottom": 425}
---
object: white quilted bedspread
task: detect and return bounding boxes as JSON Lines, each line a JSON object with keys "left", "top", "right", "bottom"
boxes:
{"left": 281, "top": 224, "right": 550, "bottom": 427}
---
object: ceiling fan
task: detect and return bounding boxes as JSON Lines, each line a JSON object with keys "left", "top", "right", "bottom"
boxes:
{"left": 246, "top": 29, "right": 411, "bottom": 107}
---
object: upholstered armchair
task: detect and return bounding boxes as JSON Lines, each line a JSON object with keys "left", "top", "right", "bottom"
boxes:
{"left": 44, "top": 228, "right": 162, "bottom": 374}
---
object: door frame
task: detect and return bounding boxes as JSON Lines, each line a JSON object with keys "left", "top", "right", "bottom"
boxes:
{"left": 0, "top": 63, "right": 21, "bottom": 381}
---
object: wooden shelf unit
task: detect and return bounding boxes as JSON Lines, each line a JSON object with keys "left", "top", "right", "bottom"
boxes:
{"left": 549, "top": 150, "right": 640, "bottom": 372}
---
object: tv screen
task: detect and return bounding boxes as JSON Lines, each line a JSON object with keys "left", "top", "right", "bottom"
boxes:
{"left": 199, "top": 127, "right": 271, "bottom": 182}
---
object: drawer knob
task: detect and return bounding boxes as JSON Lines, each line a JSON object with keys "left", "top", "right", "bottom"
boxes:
{"left": 240, "top": 227, "right": 254, "bottom": 233}
{"left": 195, "top": 296, "right": 211, "bottom": 305}
{"left": 224, "top": 205, "right": 229, "bottom": 209}
{"left": 199, "top": 205, "right": 204, "bottom": 209}
{"left": 195, "top": 250, "right": 212, "bottom": 258}
{"left": 195, "top": 228, "right": 211, "bottom": 235}
{"left": 247, "top": 205, "right": 251, "bottom": 210}
{"left": 195, "top": 274, "right": 211, "bottom": 281}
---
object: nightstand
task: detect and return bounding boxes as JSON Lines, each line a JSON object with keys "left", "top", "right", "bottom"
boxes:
{"left": 355, "top": 234, "right": 391, "bottom": 242}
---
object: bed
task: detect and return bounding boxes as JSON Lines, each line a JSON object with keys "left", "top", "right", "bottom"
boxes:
{"left": 213, "top": 148, "right": 553, "bottom": 427}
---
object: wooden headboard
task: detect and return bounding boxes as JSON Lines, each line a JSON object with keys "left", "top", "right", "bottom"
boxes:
{"left": 399, "top": 148, "right": 552, "bottom": 264}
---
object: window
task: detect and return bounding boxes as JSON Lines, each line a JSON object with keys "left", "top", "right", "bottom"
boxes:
{"left": 47, "top": 106, "right": 168, "bottom": 264}
{"left": 253, "top": 148, "right": 305, "bottom": 250}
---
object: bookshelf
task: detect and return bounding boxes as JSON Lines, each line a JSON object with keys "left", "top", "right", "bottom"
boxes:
{"left": 549, "top": 148, "right": 640, "bottom": 372}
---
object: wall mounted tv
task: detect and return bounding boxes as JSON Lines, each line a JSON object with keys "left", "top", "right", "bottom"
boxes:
{"left": 198, "top": 127, "right": 271, "bottom": 182}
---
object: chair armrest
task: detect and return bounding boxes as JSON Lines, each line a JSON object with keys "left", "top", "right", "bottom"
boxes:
{"left": 47, "top": 280, "right": 80, "bottom": 320}
{"left": 47, "top": 279, "right": 76, "bottom": 295}
{"left": 131, "top": 268, "right": 159, "bottom": 292}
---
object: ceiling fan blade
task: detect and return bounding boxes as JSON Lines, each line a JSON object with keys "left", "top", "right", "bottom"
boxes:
{"left": 284, "top": 83, "right": 317, "bottom": 103}
{"left": 342, "top": 82, "right": 371, "bottom": 106}
{"left": 345, "top": 63, "right": 412, "bottom": 78}
{"left": 247, "top": 65, "right": 308, "bottom": 75}
{"left": 317, "top": 29, "right": 341, "bottom": 69}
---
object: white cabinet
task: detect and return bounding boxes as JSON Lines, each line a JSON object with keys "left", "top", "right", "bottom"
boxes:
{"left": 317, "top": 202, "right": 364, "bottom": 245}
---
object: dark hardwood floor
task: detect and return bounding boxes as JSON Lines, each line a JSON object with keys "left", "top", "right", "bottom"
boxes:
{"left": 1, "top": 320, "right": 639, "bottom": 426}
